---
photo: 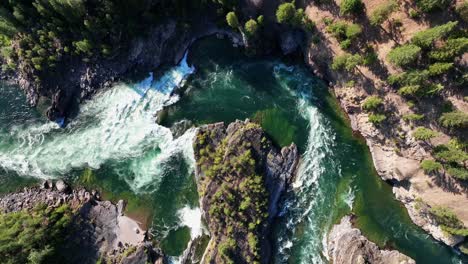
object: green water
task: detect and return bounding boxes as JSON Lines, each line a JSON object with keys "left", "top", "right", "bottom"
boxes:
{"left": 0, "top": 37, "right": 466, "bottom": 263}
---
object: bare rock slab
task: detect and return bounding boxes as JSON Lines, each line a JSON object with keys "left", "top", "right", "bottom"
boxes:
{"left": 328, "top": 216, "right": 415, "bottom": 264}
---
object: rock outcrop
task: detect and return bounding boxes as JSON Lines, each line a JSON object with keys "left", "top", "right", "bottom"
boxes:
{"left": 302, "top": 1, "right": 468, "bottom": 251}
{"left": 0, "top": 181, "right": 165, "bottom": 264}
{"left": 4, "top": 18, "right": 242, "bottom": 123}
{"left": 193, "top": 120, "right": 298, "bottom": 264}
{"left": 328, "top": 216, "right": 415, "bottom": 264}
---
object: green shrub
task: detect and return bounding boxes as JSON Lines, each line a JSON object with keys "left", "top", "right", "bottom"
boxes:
{"left": 416, "top": 0, "right": 452, "bottom": 12}
{"left": 420, "top": 160, "right": 442, "bottom": 173}
{"left": 428, "top": 62, "right": 453, "bottom": 76}
{"left": 369, "top": 1, "right": 398, "bottom": 26}
{"left": 332, "top": 53, "right": 363, "bottom": 71}
{"left": 244, "top": 19, "right": 259, "bottom": 37}
{"left": 247, "top": 232, "right": 258, "bottom": 251}
{"left": 257, "top": 15, "right": 264, "bottom": 26}
{"left": 388, "top": 70, "right": 430, "bottom": 86}
{"left": 424, "top": 83, "right": 444, "bottom": 96}
{"left": 340, "top": 0, "right": 364, "bottom": 15}
{"left": 387, "top": 44, "right": 421, "bottom": 67}
{"left": 439, "top": 111, "right": 468, "bottom": 128}
{"left": 276, "top": 3, "right": 296, "bottom": 24}
{"left": 433, "top": 145, "right": 468, "bottom": 164}
{"left": 413, "top": 127, "right": 439, "bottom": 141}
{"left": 326, "top": 21, "right": 361, "bottom": 50}
{"left": 368, "top": 113, "right": 386, "bottom": 124}
{"left": 73, "top": 39, "right": 93, "bottom": 55}
{"left": 363, "top": 50, "right": 378, "bottom": 65}
{"left": 340, "top": 39, "right": 352, "bottom": 49}
{"left": 345, "top": 80, "right": 356, "bottom": 87}
{"left": 226, "top": 12, "right": 239, "bottom": 29}
{"left": 447, "top": 166, "right": 468, "bottom": 180}
{"left": 429, "top": 206, "right": 468, "bottom": 236}
{"left": 409, "top": 8, "right": 421, "bottom": 18}
{"left": 398, "top": 85, "right": 422, "bottom": 96}
{"left": 345, "top": 23, "right": 362, "bottom": 39}
{"left": 0, "top": 204, "right": 73, "bottom": 263}
{"left": 411, "top": 21, "right": 458, "bottom": 48}
{"left": 326, "top": 22, "right": 345, "bottom": 38}
{"left": 362, "top": 96, "right": 383, "bottom": 111}
{"left": 456, "top": 1, "right": 468, "bottom": 22}
{"left": 292, "top": 8, "right": 306, "bottom": 27}
{"left": 276, "top": 3, "right": 308, "bottom": 27}
{"left": 428, "top": 37, "right": 468, "bottom": 61}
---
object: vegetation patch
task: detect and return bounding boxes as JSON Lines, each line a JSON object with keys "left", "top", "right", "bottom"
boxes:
{"left": 430, "top": 206, "right": 468, "bottom": 236}
{"left": 194, "top": 123, "right": 271, "bottom": 263}
{"left": 387, "top": 44, "right": 421, "bottom": 67}
{"left": 0, "top": 204, "right": 73, "bottom": 263}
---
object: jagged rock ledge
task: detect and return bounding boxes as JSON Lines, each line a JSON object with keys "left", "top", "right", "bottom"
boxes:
{"left": 328, "top": 215, "right": 415, "bottom": 264}
{"left": 0, "top": 180, "right": 165, "bottom": 264}
{"left": 192, "top": 120, "right": 298, "bottom": 263}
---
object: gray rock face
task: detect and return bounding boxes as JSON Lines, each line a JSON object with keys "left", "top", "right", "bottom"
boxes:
{"left": 55, "top": 179, "right": 69, "bottom": 193}
{"left": 0, "top": 182, "right": 165, "bottom": 264}
{"left": 328, "top": 216, "right": 415, "bottom": 264}
{"left": 280, "top": 29, "right": 304, "bottom": 55}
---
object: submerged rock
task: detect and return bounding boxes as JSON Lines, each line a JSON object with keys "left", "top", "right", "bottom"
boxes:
{"left": 328, "top": 216, "right": 415, "bottom": 264}
{"left": 193, "top": 120, "right": 298, "bottom": 263}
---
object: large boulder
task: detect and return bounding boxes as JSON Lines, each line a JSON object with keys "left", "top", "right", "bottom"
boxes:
{"left": 328, "top": 216, "right": 415, "bottom": 264}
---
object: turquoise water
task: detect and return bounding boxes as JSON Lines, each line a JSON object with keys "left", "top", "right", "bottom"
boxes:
{"left": 0, "top": 37, "right": 466, "bottom": 263}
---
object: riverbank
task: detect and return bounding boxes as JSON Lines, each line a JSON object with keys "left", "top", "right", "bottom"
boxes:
{"left": 302, "top": 0, "right": 467, "bottom": 251}
{"left": 0, "top": 180, "right": 164, "bottom": 263}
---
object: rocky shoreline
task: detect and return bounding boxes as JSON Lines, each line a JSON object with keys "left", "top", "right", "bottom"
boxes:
{"left": 0, "top": 181, "right": 164, "bottom": 264}
{"left": 0, "top": 18, "right": 243, "bottom": 123}
{"left": 302, "top": 2, "right": 468, "bottom": 252}
{"left": 328, "top": 215, "right": 415, "bottom": 264}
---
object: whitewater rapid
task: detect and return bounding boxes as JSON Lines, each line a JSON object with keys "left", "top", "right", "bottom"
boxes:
{"left": 273, "top": 65, "right": 343, "bottom": 264}
{"left": 0, "top": 53, "right": 196, "bottom": 194}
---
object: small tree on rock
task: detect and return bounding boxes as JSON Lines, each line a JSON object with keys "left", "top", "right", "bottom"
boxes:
{"left": 244, "top": 19, "right": 259, "bottom": 37}
{"left": 276, "top": 3, "right": 296, "bottom": 24}
{"left": 226, "top": 12, "right": 239, "bottom": 29}
{"left": 387, "top": 44, "right": 421, "bottom": 67}
{"left": 340, "top": 0, "right": 364, "bottom": 15}
{"left": 412, "top": 127, "right": 439, "bottom": 141}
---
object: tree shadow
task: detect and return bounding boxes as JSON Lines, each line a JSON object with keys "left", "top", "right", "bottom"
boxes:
{"left": 430, "top": 171, "right": 464, "bottom": 195}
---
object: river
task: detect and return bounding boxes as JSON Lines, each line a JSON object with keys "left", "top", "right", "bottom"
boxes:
{"left": 0, "top": 37, "right": 465, "bottom": 263}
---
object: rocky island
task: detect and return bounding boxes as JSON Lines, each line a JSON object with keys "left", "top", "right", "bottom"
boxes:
{"left": 192, "top": 120, "right": 298, "bottom": 263}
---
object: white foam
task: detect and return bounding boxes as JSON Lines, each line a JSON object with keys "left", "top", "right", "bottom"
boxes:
{"left": 0, "top": 53, "right": 196, "bottom": 195}
{"left": 178, "top": 206, "right": 203, "bottom": 239}
{"left": 273, "top": 64, "right": 338, "bottom": 264}
{"left": 343, "top": 185, "right": 355, "bottom": 210}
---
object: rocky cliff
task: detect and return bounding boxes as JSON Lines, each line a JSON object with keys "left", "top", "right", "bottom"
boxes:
{"left": 3, "top": 18, "right": 239, "bottom": 123}
{"left": 302, "top": 0, "right": 468, "bottom": 250}
{"left": 328, "top": 216, "right": 415, "bottom": 264}
{"left": 0, "top": 181, "right": 164, "bottom": 264}
{"left": 192, "top": 120, "right": 298, "bottom": 264}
